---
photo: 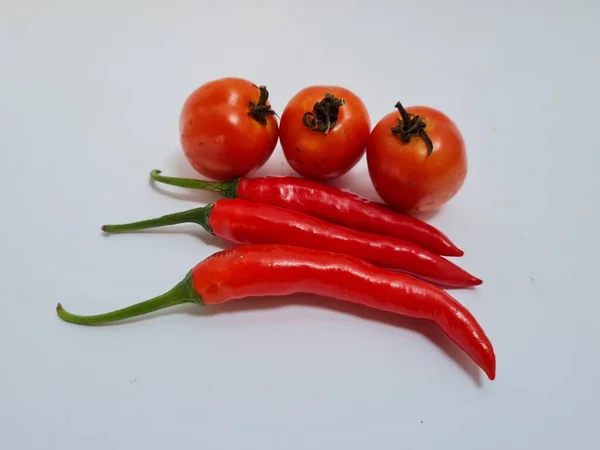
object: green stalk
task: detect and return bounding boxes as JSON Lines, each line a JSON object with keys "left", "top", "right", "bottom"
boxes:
{"left": 101, "top": 204, "right": 214, "bottom": 234}
{"left": 56, "top": 272, "right": 203, "bottom": 326}
{"left": 150, "top": 170, "right": 239, "bottom": 198}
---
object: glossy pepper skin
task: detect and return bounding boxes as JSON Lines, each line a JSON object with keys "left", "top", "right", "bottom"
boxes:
{"left": 56, "top": 244, "right": 495, "bottom": 380}
{"left": 102, "top": 199, "right": 481, "bottom": 288}
{"left": 150, "top": 170, "right": 463, "bottom": 257}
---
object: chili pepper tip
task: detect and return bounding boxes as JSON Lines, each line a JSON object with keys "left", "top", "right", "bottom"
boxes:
{"left": 485, "top": 359, "right": 496, "bottom": 380}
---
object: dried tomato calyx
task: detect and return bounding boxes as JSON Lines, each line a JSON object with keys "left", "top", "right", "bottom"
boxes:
{"left": 248, "top": 85, "right": 276, "bottom": 125}
{"left": 391, "top": 101, "right": 434, "bottom": 156}
{"left": 302, "top": 93, "right": 346, "bottom": 133}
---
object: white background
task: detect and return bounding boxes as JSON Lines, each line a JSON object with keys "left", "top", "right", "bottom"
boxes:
{"left": 1, "top": 0, "right": 599, "bottom": 448}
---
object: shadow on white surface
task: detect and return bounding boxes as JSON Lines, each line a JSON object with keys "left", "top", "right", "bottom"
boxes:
{"left": 197, "top": 295, "right": 484, "bottom": 387}
{"left": 83, "top": 291, "right": 483, "bottom": 387}
{"left": 101, "top": 224, "right": 229, "bottom": 248}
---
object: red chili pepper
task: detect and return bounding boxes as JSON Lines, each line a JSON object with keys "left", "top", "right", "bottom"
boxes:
{"left": 56, "top": 244, "right": 496, "bottom": 380}
{"left": 150, "top": 170, "right": 463, "bottom": 257}
{"left": 102, "top": 199, "right": 481, "bottom": 288}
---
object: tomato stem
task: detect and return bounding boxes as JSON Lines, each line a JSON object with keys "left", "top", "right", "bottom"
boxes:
{"left": 56, "top": 272, "right": 202, "bottom": 325}
{"left": 391, "top": 102, "right": 434, "bottom": 156}
{"left": 101, "top": 204, "right": 214, "bottom": 234}
{"left": 150, "top": 170, "right": 239, "bottom": 198}
{"left": 302, "top": 93, "right": 345, "bottom": 133}
{"left": 248, "top": 85, "right": 276, "bottom": 125}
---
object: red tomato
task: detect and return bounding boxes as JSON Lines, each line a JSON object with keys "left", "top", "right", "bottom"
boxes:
{"left": 366, "top": 102, "right": 467, "bottom": 213}
{"left": 179, "top": 77, "right": 279, "bottom": 181}
{"left": 279, "top": 86, "right": 370, "bottom": 181}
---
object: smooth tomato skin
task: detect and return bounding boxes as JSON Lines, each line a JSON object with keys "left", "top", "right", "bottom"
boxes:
{"left": 279, "top": 86, "right": 371, "bottom": 181}
{"left": 367, "top": 106, "right": 467, "bottom": 213}
{"left": 180, "top": 77, "right": 279, "bottom": 181}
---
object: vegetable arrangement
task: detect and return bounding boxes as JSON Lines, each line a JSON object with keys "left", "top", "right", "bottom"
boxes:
{"left": 149, "top": 170, "right": 463, "bottom": 256}
{"left": 57, "top": 77, "right": 496, "bottom": 381}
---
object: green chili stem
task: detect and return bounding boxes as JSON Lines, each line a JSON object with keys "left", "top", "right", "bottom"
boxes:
{"left": 150, "top": 170, "right": 239, "bottom": 198}
{"left": 56, "top": 273, "right": 202, "bottom": 326}
{"left": 101, "top": 204, "right": 214, "bottom": 234}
